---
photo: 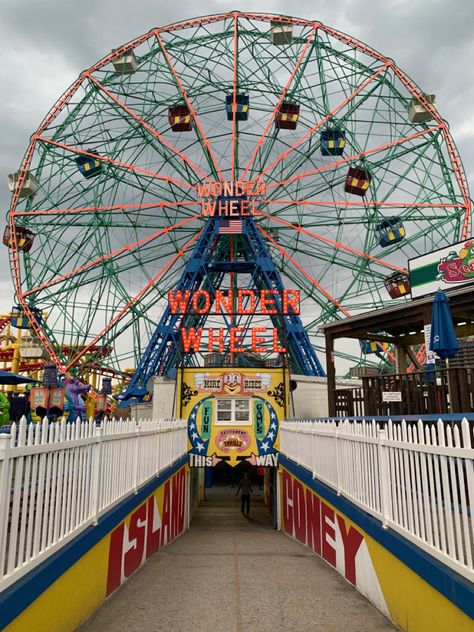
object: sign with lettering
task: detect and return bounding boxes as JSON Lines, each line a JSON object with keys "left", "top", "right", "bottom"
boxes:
{"left": 281, "top": 468, "right": 389, "bottom": 617}
{"left": 169, "top": 288, "right": 300, "bottom": 355}
{"left": 382, "top": 391, "right": 402, "bottom": 402}
{"left": 197, "top": 180, "right": 266, "bottom": 217}
{"left": 178, "top": 367, "right": 286, "bottom": 468}
{"left": 194, "top": 371, "right": 271, "bottom": 394}
{"left": 409, "top": 239, "right": 474, "bottom": 298}
{"left": 106, "top": 467, "right": 186, "bottom": 596}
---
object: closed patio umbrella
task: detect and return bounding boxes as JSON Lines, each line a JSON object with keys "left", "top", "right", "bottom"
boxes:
{"left": 429, "top": 290, "right": 459, "bottom": 359}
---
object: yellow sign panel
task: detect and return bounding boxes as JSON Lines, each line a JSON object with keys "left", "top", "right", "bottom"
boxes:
{"left": 178, "top": 367, "right": 287, "bottom": 468}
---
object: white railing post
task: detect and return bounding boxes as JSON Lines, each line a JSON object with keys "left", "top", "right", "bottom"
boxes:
{"left": 90, "top": 425, "right": 103, "bottom": 525}
{"left": 0, "top": 433, "right": 12, "bottom": 575}
{"left": 335, "top": 424, "right": 341, "bottom": 495}
{"left": 134, "top": 422, "right": 140, "bottom": 494}
{"left": 377, "top": 428, "right": 390, "bottom": 528}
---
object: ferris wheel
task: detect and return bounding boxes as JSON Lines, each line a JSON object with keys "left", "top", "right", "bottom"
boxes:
{"left": 4, "top": 12, "right": 471, "bottom": 384}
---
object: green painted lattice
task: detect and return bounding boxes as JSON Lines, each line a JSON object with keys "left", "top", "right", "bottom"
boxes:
{"left": 6, "top": 13, "right": 470, "bottom": 379}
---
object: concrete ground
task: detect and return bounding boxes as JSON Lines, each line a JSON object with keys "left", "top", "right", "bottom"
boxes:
{"left": 80, "top": 486, "right": 397, "bottom": 632}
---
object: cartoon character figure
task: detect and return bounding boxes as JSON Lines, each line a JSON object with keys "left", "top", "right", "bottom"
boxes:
{"left": 64, "top": 378, "right": 91, "bottom": 422}
{"left": 460, "top": 241, "right": 474, "bottom": 278}
{"left": 224, "top": 373, "right": 241, "bottom": 394}
{"left": 0, "top": 392, "right": 10, "bottom": 426}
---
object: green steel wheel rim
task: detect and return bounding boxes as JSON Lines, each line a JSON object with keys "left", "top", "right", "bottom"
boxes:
{"left": 6, "top": 12, "right": 470, "bottom": 381}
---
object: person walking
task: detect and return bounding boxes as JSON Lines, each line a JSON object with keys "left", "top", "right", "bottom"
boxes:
{"left": 236, "top": 471, "right": 253, "bottom": 516}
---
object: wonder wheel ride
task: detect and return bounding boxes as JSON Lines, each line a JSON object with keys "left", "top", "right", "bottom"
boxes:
{"left": 5, "top": 12, "right": 471, "bottom": 391}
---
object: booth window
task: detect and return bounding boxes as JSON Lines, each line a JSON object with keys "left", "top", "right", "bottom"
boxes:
{"left": 216, "top": 398, "right": 251, "bottom": 425}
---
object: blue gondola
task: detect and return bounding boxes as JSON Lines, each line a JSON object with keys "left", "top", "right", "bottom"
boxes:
{"left": 375, "top": 217, "right": 406, "bottom": 247}
{"left": 320, "top": 130, "right": 346, "bottom": 156}
{"left": 11, "top": 305, "right": 43, "bottom": 329}
{"left": 75, "top": 150, "right": 102, "bottom": 179}
{"left": 225, "top": 94, "right": 249, "bottom": 121}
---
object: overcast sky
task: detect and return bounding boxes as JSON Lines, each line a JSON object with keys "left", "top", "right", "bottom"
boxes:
{"left": 1, "top": 0, "right": 473, "bottom": 315}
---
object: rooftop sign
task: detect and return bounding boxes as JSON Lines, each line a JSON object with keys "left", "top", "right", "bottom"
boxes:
{"left": 408, "top": 238, "right": 474, "bottom": 298}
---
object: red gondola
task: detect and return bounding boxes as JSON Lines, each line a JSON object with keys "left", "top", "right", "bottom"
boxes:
{"left": 275, "top": 103, "right": 299, "bottom": 130}
{"left": 345, "top": 166, "right": 371, "bottom": 196}
{"left": 3, "top": 225, "right": 35, "bottom": 253}
{"left": 168, "top": 105, "right": 193, "bottom": 132}
{"left": 384, "top": 272, "right": 411, "bottom": 299}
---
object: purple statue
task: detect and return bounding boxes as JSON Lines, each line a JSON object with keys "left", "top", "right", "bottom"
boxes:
{"left": 64, "top": 378, "right": 91, "bottom": 421}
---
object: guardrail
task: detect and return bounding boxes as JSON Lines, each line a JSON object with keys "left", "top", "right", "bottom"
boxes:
{"left": 281, "top": 418, "right": 474, "bottom": 581}
{"left": 0, "top": 416, "right": 187, "bottom": 592}
{"left": 335, "top": 367, "right": 474, "bottom": 416}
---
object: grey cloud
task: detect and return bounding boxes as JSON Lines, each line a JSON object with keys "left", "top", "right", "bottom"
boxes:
{"left": 0, "top": 0, "right": 472, "bottom": 315}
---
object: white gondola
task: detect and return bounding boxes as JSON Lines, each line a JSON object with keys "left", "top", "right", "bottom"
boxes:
{"left": 407, "top": 94, "right": 436, "bottom": 123}
{"left": 112, "top": 50, "right": 138, "bottom": 74}
{"left": 7, "top": 171, "right": 39, "bottom": 197}
{"left": 271, "top": 21, "right": 293, "bottom": 45}
{"left": 20, "top": 335, "right": 48, "bottom": 359}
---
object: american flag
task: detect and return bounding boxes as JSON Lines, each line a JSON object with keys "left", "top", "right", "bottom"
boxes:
{"left": 219, "top": 219, "right": 243, "bottom": 234}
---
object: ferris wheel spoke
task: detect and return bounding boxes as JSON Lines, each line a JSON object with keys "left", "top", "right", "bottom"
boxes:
{"left": 387, "top": 64, "right": 471, "bottom": 234}
{"left": 13, "top": 200, "right": 200, "bottom": 218}
{"left": 35, "top": 136, "right": 196, "bottom": 192}
{"left": 256, "top": 210, "right": 407, "bottom": 273}
{"left": 53, "top": 261, "right": 186, "bottom": 369}
{"left": 94, "top": 271, "right": 186, "bottom": 365}
{"left": 240, "top": 25, "right": 317, "bottom": 182}
{"left": 64, "top": 228, "right": 204, "bottom": 371}
{"left": 87, "top": 74, "right": 215, "bottom": 186}
{"left": 267, "top": 132, "right": 433, "bottom": 200}
{"left": 31, "top": 231, "right": 197, "bottom": 301}
{"left": 153, "top": 29, "right": 224, "bottom": 182}
{"left": 262, "top": 199, "right": 466, "bottom": 211}
{"left": 249, "top": 60, "right": 391, "bottom": 186}
{"left": 21, "top": 212, "right": 202, "bottom": 298}
{"left": 258, "top": 225, "right": 351, "bottom": 317}
{"left": 231, "top": 14, "right": 238, "bottom": 181}
{"left": 265, "top": 125, "right": 441, "bottom": 192}
{"left": 85, "top": 292, "right": 173, "bottom": 364}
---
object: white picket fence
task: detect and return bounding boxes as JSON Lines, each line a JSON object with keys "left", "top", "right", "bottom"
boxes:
{"left": 0, "top": 416, "right": 187, "bottom": 592}
{"left": 281, "top": 418, "right": 474, "bottom": 582}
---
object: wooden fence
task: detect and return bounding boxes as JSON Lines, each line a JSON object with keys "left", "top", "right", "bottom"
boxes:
{"left": 335, "top": 367, "right": 474, "bottom": 417}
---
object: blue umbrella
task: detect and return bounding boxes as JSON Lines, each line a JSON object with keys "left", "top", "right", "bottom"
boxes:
{"left": 0, "top": 370, "right": 37, "bottom": 385}
{"left": 429, "top": 290, "right": 459, "bottom": 359}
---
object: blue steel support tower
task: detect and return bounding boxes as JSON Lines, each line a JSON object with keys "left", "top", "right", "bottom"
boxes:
{"left": 120, "top": 216, "right": 324, "bottom": 400}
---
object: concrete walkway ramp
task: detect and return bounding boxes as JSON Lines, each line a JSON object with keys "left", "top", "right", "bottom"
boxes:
{"left": 81, "top": 487, "right": 396, "bottom": 632}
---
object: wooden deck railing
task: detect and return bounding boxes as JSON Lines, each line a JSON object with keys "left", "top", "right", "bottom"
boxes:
{"left": 335, "top": 367, "right": 474, "bottom": 417}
